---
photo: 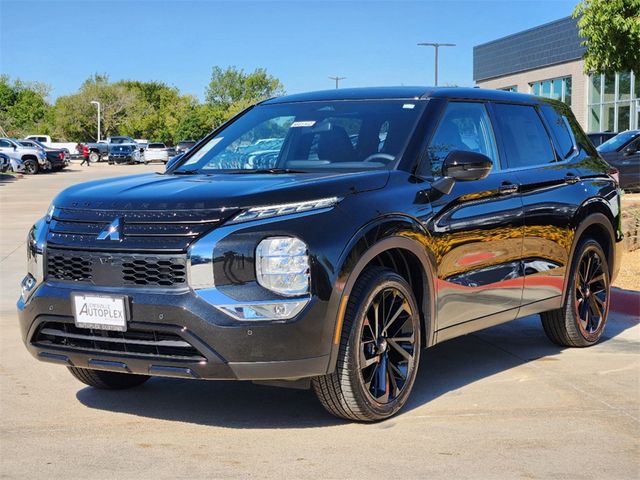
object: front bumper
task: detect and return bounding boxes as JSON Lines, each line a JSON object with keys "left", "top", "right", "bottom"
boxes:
{"left": 108, "top": 154, "right": 136, "bottom": 163}
{"left": 18, "top": 281, "right": 333, "bottom": 381}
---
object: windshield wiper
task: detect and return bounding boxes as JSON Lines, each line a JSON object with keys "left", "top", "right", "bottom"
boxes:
{"left": 172, "top": 169, "right": 200, "bottom": 175}
{"left": 228, "top": 168, "right": 306, "bottom": 174}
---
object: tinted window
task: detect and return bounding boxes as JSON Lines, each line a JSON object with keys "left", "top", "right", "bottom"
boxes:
{"left": 176, "top": 100, "right": 424, "bottom": 173}
{"left": 540, "top": 105, "right": 575, "bottom": 159}
{"left": 0, "top": 140, "right": 11, "bottom": 148}
{"left": 148, "top": 143, "right": 165, "bottom": 148}
{"left": 493, "top": 104, "right": 555, "bottom": 168}
{"left": 426, "top": 102, "right": 498, "bottom": 177}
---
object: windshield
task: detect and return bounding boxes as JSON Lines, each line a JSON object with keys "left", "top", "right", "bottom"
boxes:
{"left": 173, "top": 100, "right": 425, "bottom": 174}
{"left": 111, "top": 137, "right": 134, "bottom": 144}
{"left": 149, "top": 143, "right": 165, "bottom": 148}
{"left": 598, "top": 130, "right": 640, "bottom": 152}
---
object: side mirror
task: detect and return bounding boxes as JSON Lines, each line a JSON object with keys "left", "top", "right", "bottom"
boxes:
{"left": 432, "top": 150, "right": 493, "bottom": 195}
{"left": 442, "top": 150, "right": 493, "bottom": 181}
{"left": 623, "top": 145, "right": 638, "bottom": 156}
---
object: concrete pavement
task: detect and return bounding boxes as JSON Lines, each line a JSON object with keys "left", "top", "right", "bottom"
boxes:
{"left": 1, "top": 163, "right": 638, "bottom": 479}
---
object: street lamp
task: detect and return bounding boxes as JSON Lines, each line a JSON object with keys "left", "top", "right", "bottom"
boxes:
{"left": 417, "top": 42, "right": 456, "bottom": 86}
{"left": 328, "top": 76, "right": 346, "bottom": 89}
{"left": 90, "top": 101, "right": 101, "bottom": 142}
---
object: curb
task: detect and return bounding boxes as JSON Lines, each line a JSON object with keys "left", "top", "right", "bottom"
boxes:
{"left": 610, "top": 288, "right": 640, "bottom": 319}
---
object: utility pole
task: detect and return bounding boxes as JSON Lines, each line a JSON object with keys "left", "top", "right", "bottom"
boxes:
{"left": 417, "top": 42, "right": 456, "bottom": 86}
{"left": 90, "top": 101, "right": 101, "bottom": 141}
{"left": 328, "top": 76, "right": 346, "bottom": 89}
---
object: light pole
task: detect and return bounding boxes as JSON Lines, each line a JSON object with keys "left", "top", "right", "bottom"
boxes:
{"left": 90, "top": 101, "right": 101, "bottom": 141}
{"left": 328, "top": 76, "right": 346, "bottom": 89}
{"left": 417, "top": 42, "right": 456, "bottom": 86}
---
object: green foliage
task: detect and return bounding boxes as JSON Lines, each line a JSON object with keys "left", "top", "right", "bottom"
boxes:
{"left": 574, "top": 0, "right": 640, "bottom": 74}
{"left": 206, "top": 66, "right": 284, "bottom": 108}
{"left": 0, "top": 75, "right": 52, "bottom": 137}
{"left": 0, "top": 66, "right": 285, "bottom": 144}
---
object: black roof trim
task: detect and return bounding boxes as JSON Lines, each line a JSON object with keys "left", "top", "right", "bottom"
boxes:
{"left": 261, "top": 87, "right": 544, "bottom": 105}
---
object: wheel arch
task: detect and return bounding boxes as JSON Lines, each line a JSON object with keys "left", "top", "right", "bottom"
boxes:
{"left": 326, "top": 216, "right": 438, "bottom": 373}
{"left": 563, "top": 203, "right": 618, "bottom": 305}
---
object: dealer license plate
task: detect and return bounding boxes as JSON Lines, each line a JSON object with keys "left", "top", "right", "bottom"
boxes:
{"left": 72, "top": 293, "right": 128, "bottom": 331}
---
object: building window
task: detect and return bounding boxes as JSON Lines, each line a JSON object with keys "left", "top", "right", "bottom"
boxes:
{"left": 587, "top": 71, "right": 639, "bottom": 133}
{"left": 498, "top": 86, "right": 518, "bottom": 92}
{"left": 529, "top": 76, "right": 572, "bottom": 105}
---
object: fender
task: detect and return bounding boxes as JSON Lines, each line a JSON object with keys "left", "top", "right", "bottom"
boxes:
{"left": 325, "top": 215, "right": 438, "bottom": 373}
{"left": 561, "top": 209, "right": 618, "bottom": 306}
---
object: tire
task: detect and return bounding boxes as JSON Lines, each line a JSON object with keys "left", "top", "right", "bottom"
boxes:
{"left": 89, "top": 151, "right": 100, "bottom": 163}
{"left": 540, "top": 238, "right": 610, "bottom": 347}
{"left": 23, "top": 159, "right": 39, "bottom": 174}
{"left": 312, "top": 267, "right": 421, "bottom": 421}
{"left": 67, "top": 367, "right": 150, "bottom": 389}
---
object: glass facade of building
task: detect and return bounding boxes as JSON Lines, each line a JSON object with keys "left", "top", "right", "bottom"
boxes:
{"left": 588, "top": 72, "right": 639, "bottom": 132}
{"left": 529, "top": 76, "right": 572, "bottom": 105}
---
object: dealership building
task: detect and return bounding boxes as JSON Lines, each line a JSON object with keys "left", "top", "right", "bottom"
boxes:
{"left": 473, "top": 16, "right": 639, "bottom": 133}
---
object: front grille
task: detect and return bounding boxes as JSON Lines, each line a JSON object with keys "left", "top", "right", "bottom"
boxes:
{"left": 33, "top": 321, "right": 206, "bottom": 362}
{"left": 46, "top": 249, "right": 187, "bottom": 287}
{"left": 47, "top": 207, "right": 236, "bottom": 252}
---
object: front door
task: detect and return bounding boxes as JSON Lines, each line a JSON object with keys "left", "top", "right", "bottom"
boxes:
{"left": 421, "top": 100, "right": 524, "bottom": 330}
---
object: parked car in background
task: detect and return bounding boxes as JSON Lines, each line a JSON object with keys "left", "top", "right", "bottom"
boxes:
{"left": 587, "top": 132, "right": 618, "bottom": 147}
{"left": 18, "top": 87, "right": 623, "bottom": 422}
{"left": 0, "top": 153, "right": 10, "bottom": 173}
{"left": 84, "top": 136, "right": 141, "bottom": 162}
{"left": 24, "top": 135, "right": 77, "bottom": 156}
{"left": 175, "top": 140, "right": 196, "bottom": 154}
{"left": 143, "top": 143, "right": 171, "bottom": 163}
{"left": 0, "top": 138, "right": 47, "bottom": 174}
{"left": 18, "top": 139, "right": 68, "bottom": 171}
{"left": 108, "top": 143, "right": 142, "bottom": 164}
{"left": 597, "top": 130, "right": 640, "bottom": 192}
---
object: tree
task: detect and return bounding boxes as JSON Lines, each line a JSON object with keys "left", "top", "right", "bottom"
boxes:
{"left": 0, "top": 76, "right": 52, "bottom": 137}
{"left": 205, "top": 66, "right": 284, "bottom": 109}
{"left": 574, "top": 0, "right": 640, "bottom": 74}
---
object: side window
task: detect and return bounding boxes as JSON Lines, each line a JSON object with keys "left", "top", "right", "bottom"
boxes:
{"left": 426, "top": 102, "right": 498, "bottom": 177}
{"left": 540, "top": 105, "right": 576, "bottom": 159}
{"left": 493, "top": 104, "right": 556, "bottom": 168}
{"left": 0, "top": 140, "right": 11, "bottom": 148}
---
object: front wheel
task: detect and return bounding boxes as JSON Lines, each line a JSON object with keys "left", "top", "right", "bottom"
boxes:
{"left": 23, "top": 159, "right": 39, "bottom": 174}
{"left": 541, "top": 238, "right": 610, "bottom": 347}
{"left": 89, "top": 151, "right": 100, "bottom": 163}
{"left": 67, "top": 367, "right": 150, "bottom": 389}
{"left": 312, "top": 267, "right": 421, "bottom": 421}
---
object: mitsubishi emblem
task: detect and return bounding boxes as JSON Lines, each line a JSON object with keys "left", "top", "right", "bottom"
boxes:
{"left": 96, "top": 218, "right": 122, "bottom": 241}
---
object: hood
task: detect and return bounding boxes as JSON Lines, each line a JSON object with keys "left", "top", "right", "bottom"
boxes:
{"left": 53, "top": 170, "right": 390, "bottom": 211}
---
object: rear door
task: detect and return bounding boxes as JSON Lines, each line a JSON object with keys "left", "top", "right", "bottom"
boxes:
{"left": 422, "top": 100, "right": 524, "bottom": 330}
{"left": 492, "top": 102, "right": 582, "bottom": 308}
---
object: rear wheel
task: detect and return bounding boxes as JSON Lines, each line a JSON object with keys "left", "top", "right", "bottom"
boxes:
{"left": 67, "top": 367, "right": 150, "bottom": 389}
{"left": 23, "top": 159, "right": 38, "bottom": 174}
{"left": 312, "top": 267, "right": 421, "bottom": 421}
{"left": 541, "top": 238, "right": 610, "bottom": 347}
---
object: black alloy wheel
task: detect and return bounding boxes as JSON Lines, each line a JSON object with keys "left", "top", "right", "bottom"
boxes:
{"left": 574, "top": 246, "right": 609, "bottom": 336}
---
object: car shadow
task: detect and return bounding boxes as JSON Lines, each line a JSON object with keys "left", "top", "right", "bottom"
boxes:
{"left": 76, "top": 313, "right": 637, "bottom": 429}
{"left": 0, "top": 173, "right": 20, "bottom": 184}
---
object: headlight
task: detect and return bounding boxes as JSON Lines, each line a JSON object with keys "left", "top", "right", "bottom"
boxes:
{"left": 45, "top": 204, "right": 56, "bottom": 222}
{"left": 230, "top": 197, "right": 340, "bottom": 224}
{"left": 256, "top": 236, "right": 309, "bottom": 296}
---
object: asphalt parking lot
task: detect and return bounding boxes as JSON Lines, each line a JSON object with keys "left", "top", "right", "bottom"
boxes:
{"left": 1, "top": 163, "right": 638, "bottom": 479}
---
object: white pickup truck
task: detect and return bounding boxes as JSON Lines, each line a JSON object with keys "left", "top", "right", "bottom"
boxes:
{"left": 24, "top": 135, "right": 78, "bottom": 156}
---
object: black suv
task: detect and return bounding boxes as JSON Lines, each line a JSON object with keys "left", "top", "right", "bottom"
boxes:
{"left": 18, "top": 87, "right": 622, "bottom": 421}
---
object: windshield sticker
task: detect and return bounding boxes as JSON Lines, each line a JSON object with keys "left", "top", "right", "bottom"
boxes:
{"left": 290, "top": 120, "right": 316, "bottom": 128}
{"left": 182, "top": 137, "right": 223, "bottom": 165}
{"left": 403, "top": 104, "right": 416, "bottom": 109}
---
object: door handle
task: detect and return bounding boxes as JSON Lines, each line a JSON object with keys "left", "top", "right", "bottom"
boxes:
{"left": 499, "top": 181, "right": 519, "bottom": 195}
{"left": 564, "top": 172, "right": 580, "bottom": 184}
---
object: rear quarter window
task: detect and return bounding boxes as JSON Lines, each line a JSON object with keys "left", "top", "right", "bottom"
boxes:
{"left": 540, "top": 105, "right": 576, "bottom": 159}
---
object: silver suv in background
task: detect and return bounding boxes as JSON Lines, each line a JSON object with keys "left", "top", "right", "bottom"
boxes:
{"left": 0, "top": 138, "right": 47, "bottom": 174}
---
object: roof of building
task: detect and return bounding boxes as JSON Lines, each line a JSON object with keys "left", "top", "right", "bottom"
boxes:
{"left": 473, "top": 16, "right": 586, "bottom": 82}
{"left": 262, "top": 86, "right": 545, "bottom": 104}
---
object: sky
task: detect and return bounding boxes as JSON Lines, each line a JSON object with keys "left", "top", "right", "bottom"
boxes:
{"left": 0, "top": 0, "right": 578, "bottom": 101}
